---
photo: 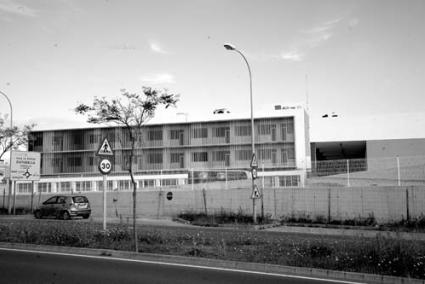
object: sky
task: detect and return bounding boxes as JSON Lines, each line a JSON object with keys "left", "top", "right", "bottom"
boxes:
{"left": 0, "top": 0, "right": 425, "bottom": 142}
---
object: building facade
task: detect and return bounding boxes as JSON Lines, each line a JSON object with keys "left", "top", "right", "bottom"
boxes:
{"left": 17, "top": 106, "right": 310, "bottom": 194}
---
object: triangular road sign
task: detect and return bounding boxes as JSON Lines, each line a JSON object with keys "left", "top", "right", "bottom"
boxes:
{"left": 251, "top": 184, "right": 261, "bottom": 199}
{"left": 250, "top": 153, "right": 258, "bottom": 168}
{"left": 97, "top": 138, "right": 114, "bottom": 156}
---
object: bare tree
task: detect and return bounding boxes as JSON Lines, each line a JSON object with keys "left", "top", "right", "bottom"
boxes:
{"left": 75, "top": 87, "right": 179, "bottom": 252}
{"left": 0, "top": 114, "right": 34, "bottom": 161}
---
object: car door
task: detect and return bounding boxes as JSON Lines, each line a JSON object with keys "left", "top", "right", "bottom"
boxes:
{"left": 41, "top": 196, "right": 57, "bottom": 216}
{"left": 54, "top": 196, "right": 67, "bottom": 216}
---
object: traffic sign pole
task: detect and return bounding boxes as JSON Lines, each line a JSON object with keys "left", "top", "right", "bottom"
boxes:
{"left": 97, "top": 138, "right": 113, "bottom": 231}
{"left": 103, "top": 175, "right": 107, "bottom": 231}
{"left": 98, "top": 158, "right": 112, "bottom": 231}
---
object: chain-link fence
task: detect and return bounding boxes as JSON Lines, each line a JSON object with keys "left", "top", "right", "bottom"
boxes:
{"left": 308, "top": 155, "right": 425, "bottom": 187}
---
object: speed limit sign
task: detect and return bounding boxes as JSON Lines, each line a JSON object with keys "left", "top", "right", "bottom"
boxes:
{"left": 98, "top": 159, "right": 112, "bottom": 175}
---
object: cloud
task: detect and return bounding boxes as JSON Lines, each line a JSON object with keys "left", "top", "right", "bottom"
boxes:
{"left": 302, "top": 18, "right": 341, "bottom": 48}
{"left": 0, "top": 0, "right": 37, "bottom": 17}
{"left": 149, "top": 40, "right": 169, "bottom": 54}
{"left": 280, "top": 50, "right": 304, "bottom": 62}
{"left": 140, "top": 73, "right": 176, "bottom": 85}
{"left": 274, "top": 18, "right": 342, "bottom": 61}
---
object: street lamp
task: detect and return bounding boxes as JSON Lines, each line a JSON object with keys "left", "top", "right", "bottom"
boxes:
{"left": 224, "top": 43, "right": 258, "bottom": 223}
{"left": 0, "top": 90, "right": 13, "bottom": 214}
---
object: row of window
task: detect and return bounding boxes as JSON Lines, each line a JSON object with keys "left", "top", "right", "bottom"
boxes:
{"left": 34, "top": 122, "right": 295, "bottom": 149}
{"left": 16, "top": 179, "right": 180, "bottom": 193}
{"left": 16, "top": 174, "right": 301, "bottom": 194}
{"left": 50, "top": 148, "right": 295, "bottom": 169}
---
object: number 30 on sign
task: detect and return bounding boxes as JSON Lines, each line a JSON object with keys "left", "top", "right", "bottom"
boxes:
{"left": 99, "top": 159, "right": 112, "bottom": 175}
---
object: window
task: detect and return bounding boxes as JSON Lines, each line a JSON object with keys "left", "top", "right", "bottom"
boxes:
{"left": 192, "top": 128, "right": 208, "bottom": 138}
{"left": 236, "top": 150, "right": 251, "bottom": 161}
{"left": 147, "top": 152, "right": 163, "bottom": 164}
{"left": 53, "top": 135, "right": 63, "bottom": 147}
{"left": 282, "top": 147, "right": 295, "bottom": 164}
{"left": 72, "top": 196, "right": 88, "bottom": 203}
{"left": 52, "top": 157, "right": 62, "bottom": 167}
{"left": 258, "top": 149, "right": 272, "bottom": 160}
{"left": 73, "top": 133, "right": 83, "bottom": 145}
{"left": 212, "top": 151, "right": 229, "bottom": 162}
{"left": 213, "top": 127, "right": 228, "bottom": 137}
{"left": 123, "top": 154, "right": 131, "bottom": 170}
{"left": 76, "top": 181, "right": 91, "bottom": 192}
{"left": 281, "top": 121, "right": 294, "bottom": 140}
{"left": 279, "top": 175, "right": 300, "bottom": 187}
{"left": 139, "top": 179, "right": 155, "bottom": 188}
{"left": 59, "top": 182, "right": 71, "bottom": 192}
{"left": 96, "top": 181, "right": 114, "bottom": 191}
{"left": 57, "top": 196, "right": 67, "bottom": 204}
{"left": 170, "top": 153, "right": 184, "bottom": 163}
{"left": 118, "top": 180, "right": 131, "bottom": 191}
{"left": 258, "top": 124, "right": 272, "bottom": 135}
{"left": 170, "top": 129, "right": 183, "bottom": 140}
{"left": 43, "top": 196, "right": 57, "bottom": 204}
{"left": 235, "top": 126, "right": 251, "bottom": 136}
{"left": 17, "top": 183, "right": 32, "bottom": 193}
{"left": 192, "top": 152, "right": 208, "bottom": 162}
{"left": 88, "top": 157, "right": 95, "bottom": 166}
{"left": 68, "top": 157, "right": 82, "bottom": 167}
{"left": 89, "top": 134, "right": 101, "bottom": 144}
{"left": 148, "top": 129, "right": 163, "bottom": 141}
{"left": 38, "top": 182, "right": 52, "bottom": 193}
{"left": 161, "top": 179, "right": 178, "bottom": 186}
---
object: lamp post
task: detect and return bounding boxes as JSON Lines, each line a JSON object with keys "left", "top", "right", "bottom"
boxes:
{"left": 0, "top": 90, "right": 13, "bottom": 214}
{"left": 224, "top": 43, "right": 258, "bottom": 223}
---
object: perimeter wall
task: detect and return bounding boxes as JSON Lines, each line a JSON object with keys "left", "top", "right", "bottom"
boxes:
{"left": 3, "top": 186, "right": 425, "bottom": 224}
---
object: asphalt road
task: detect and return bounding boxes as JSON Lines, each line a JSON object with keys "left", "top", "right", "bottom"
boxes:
{"left": 0, "top": 248, "right": 363, "bottom": 284}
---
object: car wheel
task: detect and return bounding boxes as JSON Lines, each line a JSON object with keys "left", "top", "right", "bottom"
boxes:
{"left": 62, "top": 211, "right": 70, "bottom": 220}
{"left": 82, "top": 214, "right": 90, "bottom": 219}
{"left": 34, "top": 210, "right": 42, "bottom": 219}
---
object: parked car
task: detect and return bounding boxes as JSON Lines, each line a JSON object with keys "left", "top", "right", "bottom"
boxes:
{"left": 34, "top": 195, "right": 91, "bottom": 220}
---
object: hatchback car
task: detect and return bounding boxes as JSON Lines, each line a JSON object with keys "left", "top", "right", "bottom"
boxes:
{"left": 34, "top": 195, "right": 91, "bottom": 220}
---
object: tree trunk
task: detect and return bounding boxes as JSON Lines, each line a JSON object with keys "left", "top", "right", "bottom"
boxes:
{"left": 129, "top": 133, "right": 138, "bottom": 252}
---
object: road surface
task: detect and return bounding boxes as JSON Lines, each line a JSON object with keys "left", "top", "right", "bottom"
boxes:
{"left": 0, "top": 247, "right": 364, "bottom": 284}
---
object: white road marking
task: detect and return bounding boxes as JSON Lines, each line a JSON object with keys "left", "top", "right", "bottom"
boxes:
{"left": 0, "top": 247, "right": 366, "bottom": 284}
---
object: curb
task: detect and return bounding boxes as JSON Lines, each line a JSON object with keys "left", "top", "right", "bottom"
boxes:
{"left": 0, "top": 242, "right": 423, "bottom": 284}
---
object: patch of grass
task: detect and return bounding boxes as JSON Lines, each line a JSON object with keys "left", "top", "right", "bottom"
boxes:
{"left": 282, "top": 213, "right": 378, "bottom": 227}
{"left": 178, "top": 209, "right": 272, "bottom": 226}
{"left": 0, "top": 219, "right": 425, "bottom": 279}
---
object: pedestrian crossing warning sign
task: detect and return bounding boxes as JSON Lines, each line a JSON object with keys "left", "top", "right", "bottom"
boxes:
{"left": 97, "top": 138, "right": 114, "bottom": 156}
{"left": 251, "top": 184, "right": 261, "bottom": 199}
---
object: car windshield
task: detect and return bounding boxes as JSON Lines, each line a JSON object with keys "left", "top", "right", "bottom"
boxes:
{"left": 72, "top": 196, "right": 88, "bottom": 203}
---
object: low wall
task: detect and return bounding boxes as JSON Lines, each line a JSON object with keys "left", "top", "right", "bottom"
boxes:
{"left": 2, "top": 186, "right": 424, "bottom": 223}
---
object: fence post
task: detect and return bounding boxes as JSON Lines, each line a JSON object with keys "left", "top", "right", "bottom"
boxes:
{"left": 202, "top": 187, "right": 208, "bottom": 215}
{"left": 225, "top": 167, "right": 228, "bottom": 190}
{"left": 30, "top": 181, "right": 35, "bottom": 212}
{"left": 191, "top": 168, "right": 194, "bottom": 190}
{"left": 346, "top": 159, "right": 350, "bottom": 187}
{"left": 261, "top": 163, "right": 265, "bottom": 221}
{"left": 406, "top": 187, "right": 410, "bottom": 222}
{"left": 12, "top": 181, "right": 16, "bottom": 215}
{"left": 397, "top": 156, "right": 401, "bottom": 186}
{"left": 327, "top": 187, "right": 331, "bottom": 223}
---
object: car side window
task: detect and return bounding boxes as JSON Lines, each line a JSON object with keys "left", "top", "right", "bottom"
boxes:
{"left": 44, "top": 197, "right": 57, "bottom": 204}
{"left": 57, "top": 197, "right": 66, "bottom": 204}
